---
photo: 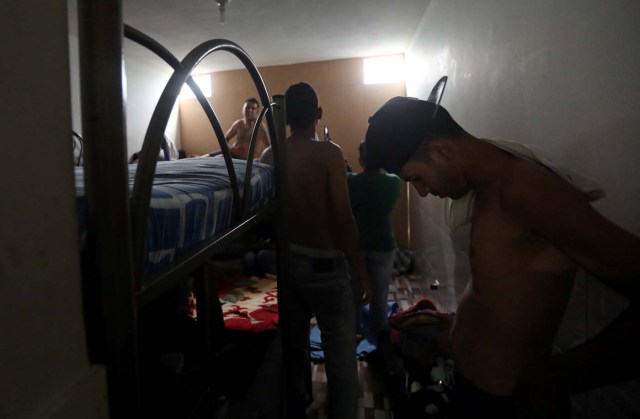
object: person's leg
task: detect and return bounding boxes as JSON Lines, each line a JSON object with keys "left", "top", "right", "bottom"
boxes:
{"left": 307, "top": 258, "right": 358, "bottom": 419}
{"left": 349, "top": 262, "right": 364, "bottom": 336}
{"left": 280, "top": 252, "right": 313, "bottom": 417}
{"left": 364, "top": 250, "right": 395, "bottom": 343}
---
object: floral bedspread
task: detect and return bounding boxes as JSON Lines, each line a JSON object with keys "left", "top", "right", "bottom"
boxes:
{"left": 217, "top": 274, "right": 279, "bottom": 332}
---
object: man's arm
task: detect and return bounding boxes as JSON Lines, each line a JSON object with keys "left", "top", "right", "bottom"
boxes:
{"left": 325, "top": 143, "right": 372, "bottom": 304}
{"left": 503, "top": 163, "right": 640, "bottom": 409}
{"left": 502, "top": 164, "right": 640, "bottom": 297}
{"left": 225, "top": 120, "right": 240, "bottom": 143}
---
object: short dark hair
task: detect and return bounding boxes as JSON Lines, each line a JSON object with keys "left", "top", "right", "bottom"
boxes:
{"left": 245, "top": 97, "right": 259, "bottom": 107}
{"left": 129, "top": 151, "right": 140, "bottom": 164}
{"left": 358, "top": 141, "right": 374, "bottom": 170}
{"left": 285, "top": 82, "right": 318, "bottom": 130}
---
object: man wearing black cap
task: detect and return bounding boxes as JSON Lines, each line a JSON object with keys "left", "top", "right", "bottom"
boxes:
{"left": 261, "top": 82, "right": 372, "bottom": 418}
{"left": 364, "top": 95, "right": 640, "bottom": 417}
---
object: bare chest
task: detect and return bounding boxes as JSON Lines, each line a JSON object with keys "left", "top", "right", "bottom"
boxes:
{"left": 236, "top": 122, "right": 256, "bottom": 143}
{"left": 469, "top": 191, "right": 575, "bottom": 281}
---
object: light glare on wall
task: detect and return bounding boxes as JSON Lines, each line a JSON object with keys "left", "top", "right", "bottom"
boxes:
{"left": 180, "top": 74, "right": 212, "bottom": 99}
{"left": 363, "top": 55, "right": 405, "bottom": 85}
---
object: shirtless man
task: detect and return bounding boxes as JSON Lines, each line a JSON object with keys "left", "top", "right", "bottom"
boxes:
{"left": 224, "top": 97, "right": 270, "bottom": 159}
{"left": 261, "top": 82, "right": 372, "bottom": 418}
{"left": 364, "top": 96, "right": 640, "bottom": 418}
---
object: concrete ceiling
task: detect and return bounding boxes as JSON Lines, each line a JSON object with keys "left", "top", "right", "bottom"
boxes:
{"left": 122, "top": 0, "right": 431, "bottom": 74}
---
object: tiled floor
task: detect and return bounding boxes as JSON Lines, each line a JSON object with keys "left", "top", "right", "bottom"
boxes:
{"left": 307, "top": 361, "right": 393, "bottom": 419}
{"left": 307, "top": 273, "right": 455, "bottom": 419}
{"left": 212, "top": 272, "right": 456, "bottom": 419}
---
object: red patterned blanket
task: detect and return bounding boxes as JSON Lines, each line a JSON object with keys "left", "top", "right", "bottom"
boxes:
{"left": 217, "top": 274, "right": 279, "bottom": 332}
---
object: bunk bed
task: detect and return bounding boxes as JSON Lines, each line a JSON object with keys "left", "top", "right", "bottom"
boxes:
{"left": 76, "top": 2, "right": 288, "bottom": 417}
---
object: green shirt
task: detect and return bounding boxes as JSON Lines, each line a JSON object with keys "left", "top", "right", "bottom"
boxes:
{"left": 347, "top": 171, "right": 402, "bottom": 252}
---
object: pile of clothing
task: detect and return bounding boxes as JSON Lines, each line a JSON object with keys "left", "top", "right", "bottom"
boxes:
{"left": 388, "top": 298, "right": 455, "bottom": 418}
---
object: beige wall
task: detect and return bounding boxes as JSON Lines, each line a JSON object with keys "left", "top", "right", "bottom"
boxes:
{"left": 179, "top": 58, "right": 410, "bottom": 248}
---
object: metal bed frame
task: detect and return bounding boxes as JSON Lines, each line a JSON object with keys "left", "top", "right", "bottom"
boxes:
{"left": 76, "top": 1, "right": 288, "bottom": 417}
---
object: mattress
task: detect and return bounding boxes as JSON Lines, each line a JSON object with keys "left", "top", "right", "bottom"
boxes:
{"left": 75, "top": 158, "right": 276, "bottom": 279}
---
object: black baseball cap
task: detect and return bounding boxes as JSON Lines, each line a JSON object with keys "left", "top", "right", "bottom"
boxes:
{"left": 364, "top": 96, "right": 439, "bottom": 174}
{"left": 364, "top": 75, "right": 448, "bottom": 174}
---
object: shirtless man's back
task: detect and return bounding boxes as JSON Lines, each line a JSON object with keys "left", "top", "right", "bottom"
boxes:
{"left": 282, "top": 138, "right": 351, "bottom": 249}
{"left": 261, "top": 82, "right": 371, "bottom": 419}
{"left": 364, "top": 96, "right": 640, "bottom": 418}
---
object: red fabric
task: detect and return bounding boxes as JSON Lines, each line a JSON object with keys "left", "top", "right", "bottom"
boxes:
{"left": 217, "top": 274, "right": 279, "bottom": 332}
{"left": 388, "top": 297, "right": 452, "bottom": 331}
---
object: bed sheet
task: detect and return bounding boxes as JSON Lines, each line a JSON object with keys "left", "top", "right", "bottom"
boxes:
{"left": 75, "top": 158, "right": 275, "bottom": 280}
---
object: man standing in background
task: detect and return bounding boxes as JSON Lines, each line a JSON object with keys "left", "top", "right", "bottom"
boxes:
{"left": 347, "top": 141, "right": 401, "bottom": 347}
{"left": 261, "top": 82, "right": 372, "bottom": 418}
{"left": 223, "top": 97, "right": 270, "bottom": 159}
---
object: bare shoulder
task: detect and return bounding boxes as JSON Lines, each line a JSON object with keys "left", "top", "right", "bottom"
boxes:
{"left": 320, "top": 141, "right": 346, "bottom": 167}
{"left": 226, "top": 119, "right": 241, "bottom": 135}
{"left": 295, "top": 138, "right": 342, "bottom": 156}
{"left": 259, "top": 146, "right": 274, "bottom": 165}
{"left": 499, "top": 155, "right": 640, "bottom": 292}
{"left": 501, "top": 159, "right": 589, "bottom": 211}
{"left": 498, "top": 159, "right": 597, "bottom": 239}
{"left": 313, "top": 140, "right": 343, "bottom": 157}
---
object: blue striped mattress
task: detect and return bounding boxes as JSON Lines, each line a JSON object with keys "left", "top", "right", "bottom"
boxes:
{"left": 75, "top": 158, "right": 276, "bottom": 278}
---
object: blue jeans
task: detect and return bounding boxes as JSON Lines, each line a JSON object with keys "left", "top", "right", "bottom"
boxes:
{"left": 280, "top": 244, "right": 358, "bottom": 419}
{"left": 352, "top": 250, "right": 395, "bottom": 343}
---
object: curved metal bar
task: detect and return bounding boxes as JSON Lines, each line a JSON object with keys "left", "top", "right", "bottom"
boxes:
{"left": 124, "top": 28, "right": 239, "bottom": 281}
{"left": 131, "top": 38, "right": 280, "bottom": 280}
{"left": 247, "top": 103, "right": 270, "bottom": 161}
{"left": 124, "top": 24, "right": 233, "bottom": 179}
{"left": 241, "top": 104, "right": 272, "bottom": 218}
{"left": 271, "top": 95, "right": 287, "bottom": 199}
{"left": 72, "top": 130, "right": 84, "bottom": 166}
{"left": 427, "top": 75, "right": 448, "bottom": 106}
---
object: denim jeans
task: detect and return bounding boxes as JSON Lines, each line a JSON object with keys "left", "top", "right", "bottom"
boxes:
{"left": 351, "top": 250, "right": 395, "bottom": 343}
{"left": 280, "top": 244, "right": 358, "bottom": 419}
